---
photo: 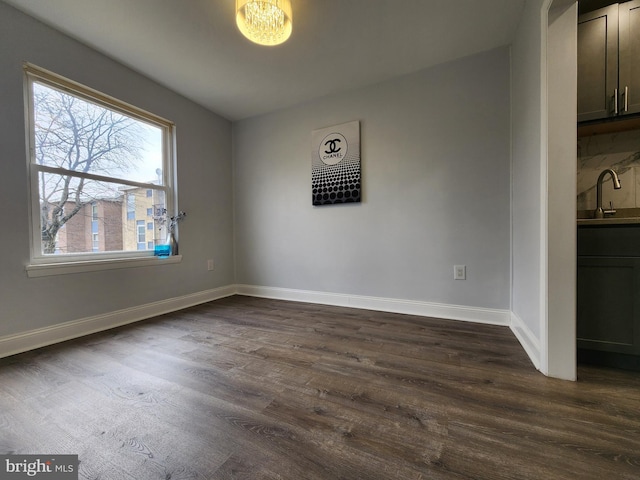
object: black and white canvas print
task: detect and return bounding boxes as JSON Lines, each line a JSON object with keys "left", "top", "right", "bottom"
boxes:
{"left": 311, "top": 120, "right": 360, "bottom": 206}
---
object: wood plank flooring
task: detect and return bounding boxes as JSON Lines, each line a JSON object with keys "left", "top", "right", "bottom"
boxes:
{"left": 1, "top": 295, "right": 639, "bottom": 479}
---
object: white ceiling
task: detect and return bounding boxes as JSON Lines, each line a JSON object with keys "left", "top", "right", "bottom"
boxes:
{"left": 3, "top": 0, "right": 526, "bottom": 121}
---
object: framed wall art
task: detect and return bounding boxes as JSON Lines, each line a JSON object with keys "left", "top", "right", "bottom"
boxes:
{"left": 311, "top": 120, "right": 360, "bottom": 206}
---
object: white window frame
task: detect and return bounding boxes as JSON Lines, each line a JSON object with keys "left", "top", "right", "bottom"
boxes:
{"left": 23, "top": 63, "right": 180, "bottom": 277}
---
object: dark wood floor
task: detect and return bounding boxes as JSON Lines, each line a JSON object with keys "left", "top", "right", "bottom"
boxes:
{"left": 1, "top": 296, "right": 639, "bottom": 479}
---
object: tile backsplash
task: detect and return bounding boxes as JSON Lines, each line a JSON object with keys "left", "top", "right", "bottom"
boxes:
{"left": 578, "top": 129, "right": 640, "bottom": 210}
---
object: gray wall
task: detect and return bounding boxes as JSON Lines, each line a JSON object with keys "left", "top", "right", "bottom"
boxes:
{"left": 511, "top": 0, "right": 546, "bottom": 349}
{"left": 547, "top": 0, "right": 577, "bottom": 380}
{"left": 233, "top": 47, "right": 512, "bottom": 310}
{"left": 511, "top": 0, "right": 578, "bottom": 379}
{"left": 0, "top": 2, "right": 234, "bottom": 338}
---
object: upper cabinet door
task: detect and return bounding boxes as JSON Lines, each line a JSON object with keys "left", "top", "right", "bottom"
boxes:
{"left": 578, "top": 4, "right": 619, "bottom": 122}
{"left": 619, "top": 0, "right": 640, "bottom": 115}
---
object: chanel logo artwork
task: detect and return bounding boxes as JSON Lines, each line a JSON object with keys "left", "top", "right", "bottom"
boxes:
{"left": 311, "top": 121, "right": 361, "bottom": 206}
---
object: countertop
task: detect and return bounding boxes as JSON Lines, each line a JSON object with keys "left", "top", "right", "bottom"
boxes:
{"left": 577, "top": 208, "right": 640, "bottom": 226}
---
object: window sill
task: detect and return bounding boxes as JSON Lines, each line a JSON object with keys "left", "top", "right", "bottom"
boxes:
{"left": 26, "top": 255, "right": 182, "bottom": 278}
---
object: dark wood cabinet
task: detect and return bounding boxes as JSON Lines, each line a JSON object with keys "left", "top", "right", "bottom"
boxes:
{"left": 578, "top": 4, "right": 619, "bottom": 122}
{"left": 578, "top": 1, "right": 640, "bottom": 122}
{"left": 619, "top": 1, "right": 640, "bottom": 115}
{"left": 577, "top": 225, "right": 640, "bottom": 369}
{"left": 577, "top": 256, "right": 640, "bottom": 355}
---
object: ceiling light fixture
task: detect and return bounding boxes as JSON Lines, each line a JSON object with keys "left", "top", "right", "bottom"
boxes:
{"left": 236, "top": 0, "right": 292, "bottom": 46}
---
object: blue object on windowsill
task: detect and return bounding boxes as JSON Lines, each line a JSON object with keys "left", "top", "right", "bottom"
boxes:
{"left": 154, "top": 244, "right": 171, "bottom": 257}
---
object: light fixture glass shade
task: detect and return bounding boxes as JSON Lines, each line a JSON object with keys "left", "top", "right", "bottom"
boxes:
{"left": 236, "top": 0, "right": 292, "bottom": 46}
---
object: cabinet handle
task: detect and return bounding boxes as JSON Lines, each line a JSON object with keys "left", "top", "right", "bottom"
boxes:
{"left": 624, "top": 86, "right": 629, "bottom": 112}
{"left": 613, "top": 88, "right": 619, "bottom": 115}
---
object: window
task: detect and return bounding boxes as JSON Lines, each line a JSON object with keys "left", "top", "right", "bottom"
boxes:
{"left": 24, "top": 63, "right": 176, "bottom": 267}
{"left": 127, "top": 194, "right": 136, "bottom": 221}
{"left": 136, "top": 220, "right": 146, "bottom": 250}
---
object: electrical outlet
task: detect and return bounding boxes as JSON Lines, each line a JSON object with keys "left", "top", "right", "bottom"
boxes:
{"left": 454, "top": 265, "right": 466, "bottom": 280}
{"left": 207, "top": 259, "right": 214, "bottom": 271}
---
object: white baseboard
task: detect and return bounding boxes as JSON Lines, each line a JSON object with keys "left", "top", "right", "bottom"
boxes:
{"left": 235, "top": 284, "right": 511, "bottom": 326}
{"left": 0, "top": 285, "right": 235, "bottom": 359}
{"left": 1, "top": 283, "right": 539, "bottom": 371}
{"left": 510, "top": 311, "right": 541, "bottom": 370}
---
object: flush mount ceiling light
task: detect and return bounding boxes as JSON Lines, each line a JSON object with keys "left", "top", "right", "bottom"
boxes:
{"left": 236, "top": 0, "right": 292, "bottom": 46}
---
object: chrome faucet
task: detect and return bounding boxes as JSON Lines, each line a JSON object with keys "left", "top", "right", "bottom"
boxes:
{"left": 594, "top": 168, "right": 622, "bottom": 218}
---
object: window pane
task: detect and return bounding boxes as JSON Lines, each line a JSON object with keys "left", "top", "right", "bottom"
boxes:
{"left": 126, "top": 194, "right": 135, "bottom": 220}
{"left": 39, "top": 173, "right": 167, "bottom": 255}
{"left": 137, "top": 220, "right": 145, "bottom": 243}
{"left": 32, "top": 82, "right": 163, "bottom": 183}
